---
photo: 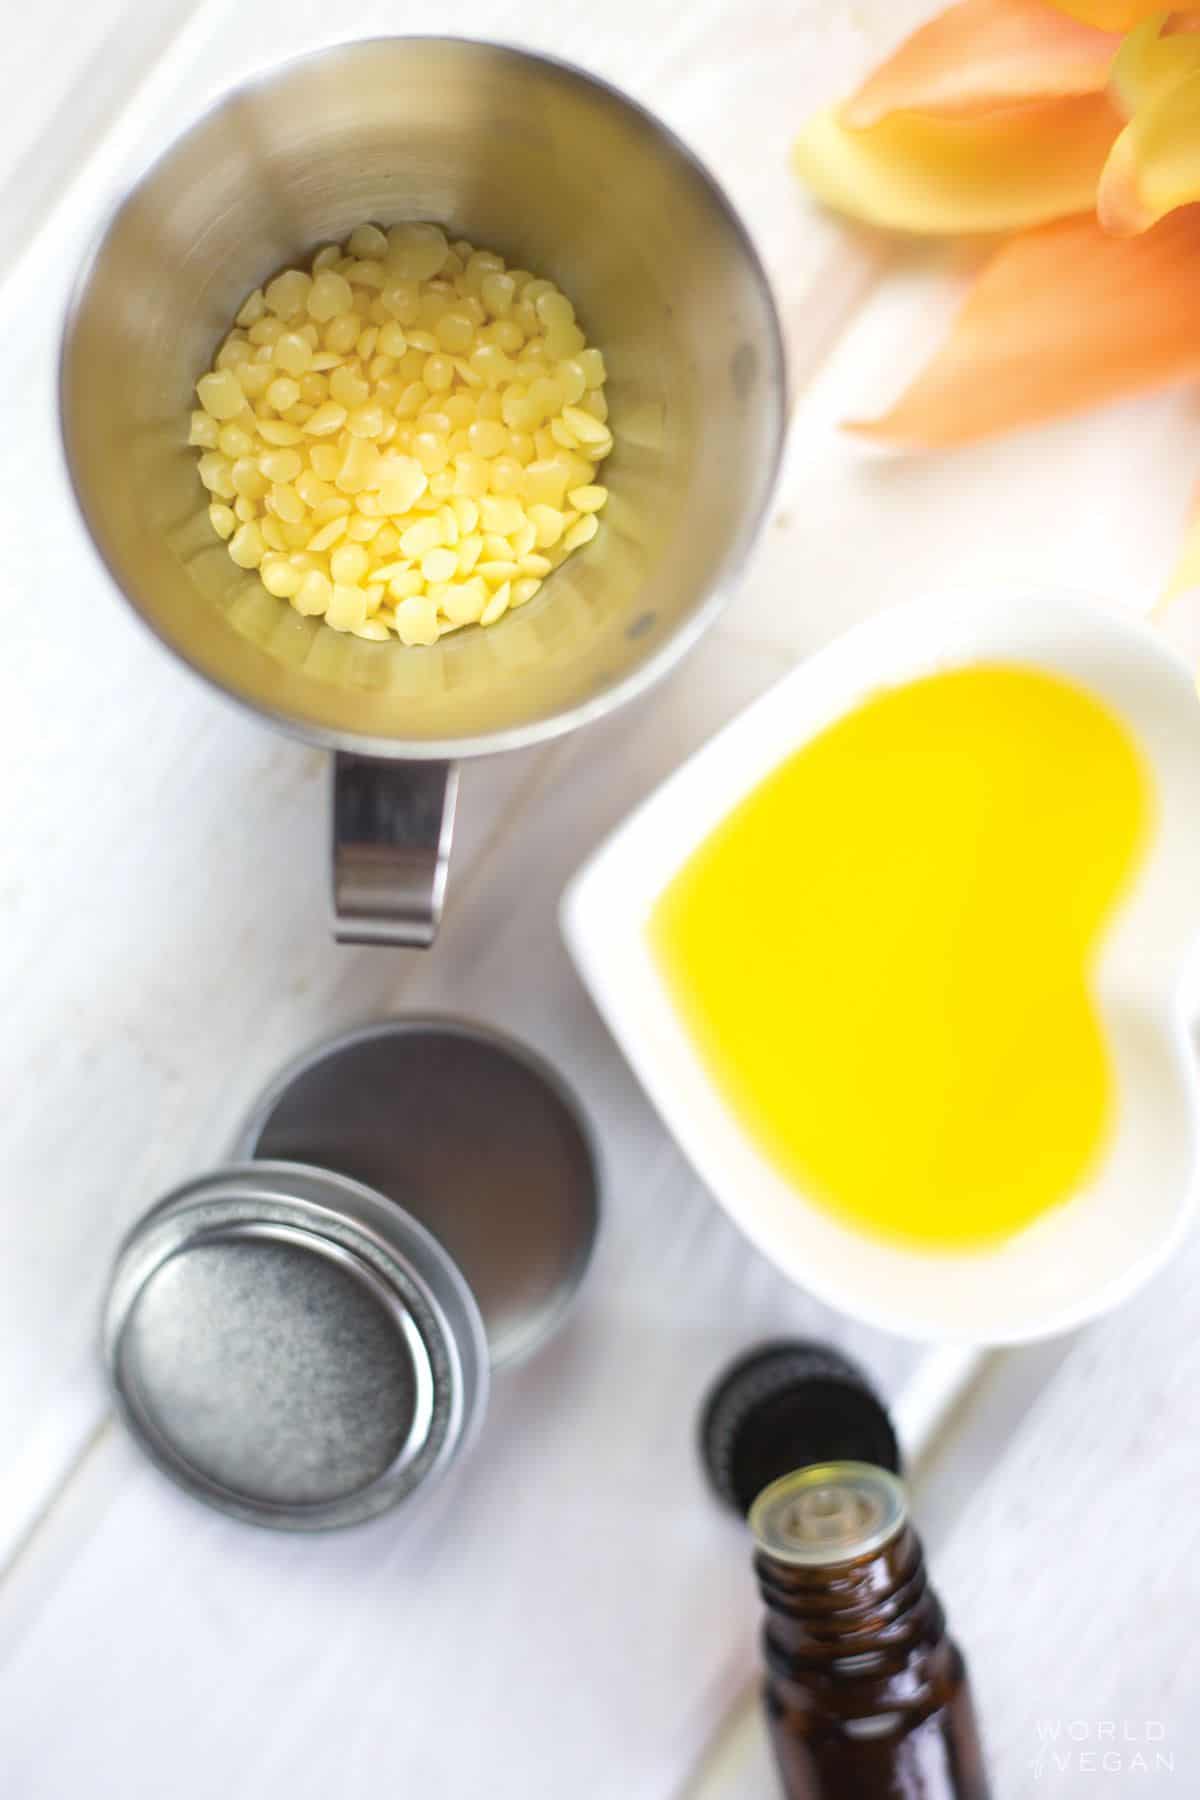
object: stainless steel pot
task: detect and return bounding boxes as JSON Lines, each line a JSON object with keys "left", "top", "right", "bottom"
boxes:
{"left": 61, "top": 38, "right": 786, "bottom": 944}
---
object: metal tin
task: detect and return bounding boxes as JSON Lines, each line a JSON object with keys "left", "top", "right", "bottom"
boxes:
{"left": 104, "top": 1162, "right": 489, "bottom": 1531}
{"left": 103, "top": 1017, "right": 599, "bottom": 1530}
{"left": 231, "top": 1018, "right": 601, "bottom": 1366}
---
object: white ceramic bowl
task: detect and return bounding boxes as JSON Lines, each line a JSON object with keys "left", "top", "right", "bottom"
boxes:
{"left": 562, "top": 591, "right": 1200, "bottom": 1343}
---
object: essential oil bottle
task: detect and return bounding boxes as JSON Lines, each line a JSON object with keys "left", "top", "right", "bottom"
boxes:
{"left": 749, "top": 1462, "right": 991, "bottom": 1800}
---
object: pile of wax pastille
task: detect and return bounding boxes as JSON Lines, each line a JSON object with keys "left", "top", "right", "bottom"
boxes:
{"left": 190, "top": 221, "right": 611, "bottom": 644}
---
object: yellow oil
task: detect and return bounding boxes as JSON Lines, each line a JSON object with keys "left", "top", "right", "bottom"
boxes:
{"left": 651, "top": 664, "right": 1152, "bottom": 1250}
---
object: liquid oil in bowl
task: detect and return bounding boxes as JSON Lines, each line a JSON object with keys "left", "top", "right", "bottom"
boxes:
{"left": 650, "top": 664, "right": 1152, "bottom": 1250}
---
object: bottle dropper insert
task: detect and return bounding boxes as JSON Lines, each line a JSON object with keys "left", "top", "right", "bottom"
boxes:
{"left": 749, "top": 1461, "right": 908, "bottom": 1567}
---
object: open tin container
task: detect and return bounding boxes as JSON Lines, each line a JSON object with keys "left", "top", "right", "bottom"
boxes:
{"left": 103, "top": 1019, "right": 600, "bottom": 1529}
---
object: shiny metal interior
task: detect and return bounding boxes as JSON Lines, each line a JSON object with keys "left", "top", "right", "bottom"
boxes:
{"left": 61, "top": 38, "right": 786, "bottom": 758}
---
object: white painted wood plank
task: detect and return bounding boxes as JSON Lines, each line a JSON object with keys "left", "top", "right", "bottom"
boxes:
{"left": 0, "top": 627, "right": 928, "bottom": 1800}
{"left": 933, "top": 1149, "right": 1200, "bottom": 1794}
{"left": 0, "top": 0, "right": 930, "bottom": 1557}
{"left": 0, "top": 1, "right": 203, "bottom": 255}
{"left": 14, "top": 8, "right": 1178, "bottom": 1799}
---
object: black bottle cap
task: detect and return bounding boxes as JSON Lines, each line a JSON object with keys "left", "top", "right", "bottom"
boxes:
{"left": 699, "top": 1340, "right": 902, "bottom": 1515}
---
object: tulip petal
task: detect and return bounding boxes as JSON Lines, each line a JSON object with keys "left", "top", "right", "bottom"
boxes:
{"left": 1047, "top": 0, "right": 1172, "bottom": 25}
{"left": 850, "top": 205, "right": 1200, "bottom": 445}
{"left": 1107, "top": 14, "right": 1200, "bottom": 119}
{"left": 844, "top": 0, "right": 1118, "bottom": 127}
{"left": 1099, "top": 19, "right": 1200, "bottom": 232}
{"left": 793, "top": 95, "right": 1119, "bottom": 235}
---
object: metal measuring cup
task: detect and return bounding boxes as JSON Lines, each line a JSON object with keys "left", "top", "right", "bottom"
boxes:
{"left": 61, "top": 38, "right": 786, "bottom": 945}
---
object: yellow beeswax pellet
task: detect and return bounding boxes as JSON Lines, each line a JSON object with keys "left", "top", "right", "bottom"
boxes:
{"left": 457, "top": 534, "right": 483, "bottom": 575}
{"left": 480, "top": 581, "right": 512, "bottom": 626}
{"left": 218, "top": 423, "right": 255, "bottom": 459}
{"left": 337, "top": 437, "right": 380, "bottom": 494}
{"left": 307, "top": 271, "right": 354, "bottom": 322}
{"left": 258, "top": 448, "right": 302, "bottom": 484}
{"left": 451, "top": 495, "right": 479, "bottom": 534}
{"left": 256, "top": 420, "right": 304, "bottom": 446}
{"left": 347, "top": 403, "right": 385, "bottom": 439}
{"left": 303, "top": 402, "right": 348, "bottom": 437}
{"left": 236, "top": 289, "right": 266, "bottom": 328}
{"left": 294, "top": 570, "right": 332, "bottom": 615}
{"left": 568, "top": 485, "right": 608, "bottom": 513}
{"left": 197, "top": 221, "right": 607, "bottom": 641}
{"left": 196, "top": 370, "right": 246, "bottom": 421}
{"left": 387, "top": 224, "right": 448, "bottom": 282}
{"left": 522, "top": 460, "right": 571, "bottom": 507}
{"left": 189, "top": 410, "right": 220, "bottom": 448}
{"left": 377, "top": 321, "right": 409, "bottom": 358}
{"left": 478, "top": 495, "right": 524, "bottom": 536}
{"left": 528, "top": 504, "right": 567, "bottom": 547}
{"left": 326, "top": 584, "right": 369, "bottom": 632}
{"left": 421, "top": 547, "right": 459, "bottom": 584}
{"left": 330, "top": 543, "right": 370, "bottom": 585}
{"left": 441, "top": 577, "right": 489, "bottom": 626}
{"left": 399, "top": 517, "right": 444, "bottom": 559}
{"left": 265, "top": 270, "right": 313, "bottom": 318}
{"left": 274, "top": 332, "right": 313, "bottom": 377}
{"left": 261, "top": 559, "right": 303, "bottom": 598}
{"left": 229, "top": 522, "right": 266, "bottom": 568}
{"left": 577, "top": 348, "right": 606, "bottom": 388}
{"left": 307, "top": 444, "right": 341, "bottom": 480}
{"left": 198, "top": 452, "right": 236, "bottom": 497}
{"left": 466, "top": 419, "right": 508, "bottom": 459}
{"left": 229, "top": 458, "right": 267, "bottom": 502}
{"left": 394, "top": 594, "right": 440, "bottom": 645}
{"left": 308, "top": 516, "right": 348, "bottom": 553}
{"left": 563, "top": 513, "right": 599, "bottom": 552}
{"left": 480, "top": 272, "right": 516, "bottom": 318}
{"left": 267, "top": 377, "right": 300, "bottom": 414}
{"left": 349, "top": 223, "right": 388, "bottom": 260}
{"left": 414, "top": 432, "right": 450, "bottom": 475}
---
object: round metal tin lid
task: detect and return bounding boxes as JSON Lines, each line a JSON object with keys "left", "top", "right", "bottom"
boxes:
{"left": 103, "top": 1163, "right": 489, "bottom": 1531}
{"left": 232, "top": 1019, "right": 601, "bottom": 1365}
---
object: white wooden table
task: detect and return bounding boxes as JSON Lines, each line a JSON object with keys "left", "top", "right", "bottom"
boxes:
{"left": 3, "top": 4, "right": 1199, "bottom": 1795}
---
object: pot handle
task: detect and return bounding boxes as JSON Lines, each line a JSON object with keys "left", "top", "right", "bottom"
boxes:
{"left": 331, "top": 753, "right": 459, "bottom": 947}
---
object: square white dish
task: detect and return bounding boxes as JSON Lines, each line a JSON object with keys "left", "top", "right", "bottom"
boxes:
{"left": 562, "top": 589, "right": 1200, "bottom": 1343}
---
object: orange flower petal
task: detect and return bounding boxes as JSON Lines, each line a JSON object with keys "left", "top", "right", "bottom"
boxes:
{"left": 844, "top": 0, "right": 1118, "bottom": 127}
{"left": 1107, "top": 14, "right": 1200, "bottom": 119}
{"left": 793, "top": 94, "right": 1119, "bottom": 235}
{"left": 1099, "top": 19, "right": 1200, "bottom": 233}
{"left": 850, "top": 205, "right": 1200, "bottom": 445}
{"left": 1047, "top": 0, "right": 1173, "bottom": 25}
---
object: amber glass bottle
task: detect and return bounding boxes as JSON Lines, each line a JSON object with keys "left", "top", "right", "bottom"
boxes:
{"left": 749, "top": 1462, "right": 991, "bottom": 1800}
